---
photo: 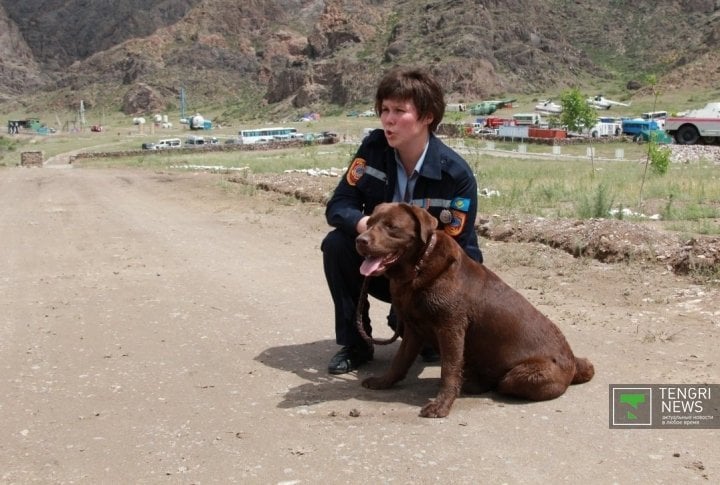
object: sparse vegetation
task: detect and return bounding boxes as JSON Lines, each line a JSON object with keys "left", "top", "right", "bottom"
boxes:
{"left": 9, "top": 112, "right": 719, "bottom": 240}
{"left": 0, "top": 135, "right": 18, "bottom": 166}
{"left": 577, "top": 183, "right": 615, "bottom": 219}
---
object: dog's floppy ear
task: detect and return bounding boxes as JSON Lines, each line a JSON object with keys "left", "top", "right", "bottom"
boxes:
{"left": 406, "top": 204, "right": 437, "bottom": 243}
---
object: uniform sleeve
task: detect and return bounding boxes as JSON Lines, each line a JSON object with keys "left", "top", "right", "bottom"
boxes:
{"left": 325, "top": 141, "right": 371, "bottom": 236}
{"left": 450, "top": 168, "right": 482, "bottom": 262}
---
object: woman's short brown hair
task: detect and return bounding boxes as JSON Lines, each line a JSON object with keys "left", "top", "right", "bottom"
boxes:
{"left": 374, "top": 66, "right": 445, "bottom": 132}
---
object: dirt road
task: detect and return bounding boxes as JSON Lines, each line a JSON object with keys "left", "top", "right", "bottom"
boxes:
{"left": 1, "top": 165, "right": 717, "bottom": 484}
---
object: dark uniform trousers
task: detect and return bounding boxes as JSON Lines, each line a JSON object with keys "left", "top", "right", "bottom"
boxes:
{"left": 322, "top": 228, "right": 395, "bottom": 348}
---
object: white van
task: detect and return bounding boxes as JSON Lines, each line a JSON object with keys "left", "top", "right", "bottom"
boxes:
{"left": 185, "top": 135, "right": 205, "bottom": 146}
{"left": 156, "top": 138, "right": 182, "bottom": 149}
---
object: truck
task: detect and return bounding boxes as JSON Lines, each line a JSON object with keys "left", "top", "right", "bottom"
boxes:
{"left": 664, "top": 102, "right": 720, "bottom": 145}
{"left": 587, "top": 117, "right": 622, "bottom": 137}
{"left": 446, "top": 103, "right": 467, "bottom": 112}
{"left": 485, "top": 116, "right": 516, "bottom": 129}
{"left": 512, "top": 113, "right": 543, "bottom": 126}
{"left": 188, "top": 113, "right": 212, "bottom": 130}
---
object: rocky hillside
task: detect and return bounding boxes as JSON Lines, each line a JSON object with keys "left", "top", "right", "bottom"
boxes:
{"left": 0, "top": 6, "right": 45, "bottom": 101}
{"left": 1, "top": 0, "right": 719, "bottom": 116}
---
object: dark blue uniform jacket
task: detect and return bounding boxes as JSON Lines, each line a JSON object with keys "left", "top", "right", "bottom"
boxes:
{"left": 326, "top": 129, "right": 482, "bottom": 263}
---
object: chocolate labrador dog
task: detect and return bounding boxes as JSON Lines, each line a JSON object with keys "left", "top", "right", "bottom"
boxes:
{"left": 356, "top": 202, "right": 594, "bottom": 418}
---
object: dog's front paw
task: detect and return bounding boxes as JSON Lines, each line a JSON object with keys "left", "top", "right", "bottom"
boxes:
{"left": 362, "top": 376, "right": 394, "bottom": 390}
{"left": 420, "top": 400, "right": 450, "bottom": 418}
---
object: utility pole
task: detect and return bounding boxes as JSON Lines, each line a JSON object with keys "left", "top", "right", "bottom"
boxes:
{"left": 179, "top": 87, "right": 187, "bottom": 121}
{"left": 79, "top": 100, "right": 86, "bottom": 131}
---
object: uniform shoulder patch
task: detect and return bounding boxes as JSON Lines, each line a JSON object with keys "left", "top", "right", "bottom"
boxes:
{"left": 444, "top": 210, "right": 466, "bottom": 237}
{"left": 346, "top": 158, "right": 366, "bottom": 186}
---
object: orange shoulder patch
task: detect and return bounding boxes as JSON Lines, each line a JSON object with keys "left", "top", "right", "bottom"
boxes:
{"left": 346, "top": 158, "right": 367, "bottom": 186}
{"left": 444, "top": 210, "right": 466, "bottom": 237}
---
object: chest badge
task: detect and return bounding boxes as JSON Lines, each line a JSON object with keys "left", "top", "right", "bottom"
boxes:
{"left": 439, "top": 209, "right": 453, "bottom": 224}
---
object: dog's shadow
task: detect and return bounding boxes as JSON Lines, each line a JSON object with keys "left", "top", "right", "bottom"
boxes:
{"left": 254, "top": 339, "right": 520, "bottom": 411}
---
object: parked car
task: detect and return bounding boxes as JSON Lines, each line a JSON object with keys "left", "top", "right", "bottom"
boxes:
{"left": 304, "top": 131, "right": 339, "bottom": 145}
{"left": 141, "top": 142, "right": 156, "bottom": 150}
{"left": 185, "top": 136, "right": 205, "bottom": 146}
{"left": 156, "top": 138, "right": 182, "bottom": 149}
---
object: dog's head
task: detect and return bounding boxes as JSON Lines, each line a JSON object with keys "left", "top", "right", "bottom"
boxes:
{"left": 355, "top": 202, "right": 438, "bottom": 276}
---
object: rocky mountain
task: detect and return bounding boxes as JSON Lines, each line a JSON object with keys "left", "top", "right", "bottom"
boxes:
{"left": 0, "top": 6, "right": 45, "bottom": 101}
{"left": 1, "top": 0, "right": 719, "bottom": 117}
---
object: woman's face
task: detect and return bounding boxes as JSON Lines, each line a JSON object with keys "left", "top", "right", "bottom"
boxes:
{"left": 379, "top": 98, "right": 432, "bottom": 151}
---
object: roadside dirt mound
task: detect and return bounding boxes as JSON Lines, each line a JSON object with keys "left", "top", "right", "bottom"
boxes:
{"left": 236, "top": 172, "right": 720, "bottom": 279}
{"left": 479, "top": 216, "right": 720, "bottom": 276}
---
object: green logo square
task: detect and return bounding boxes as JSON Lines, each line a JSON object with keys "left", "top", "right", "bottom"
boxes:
{"left": 612, "top": 387, "right": 652, "bottom": 426}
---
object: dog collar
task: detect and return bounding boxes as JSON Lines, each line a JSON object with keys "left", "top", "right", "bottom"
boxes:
{"left": 414, "top": 232, "right": 437, "bottom": 275}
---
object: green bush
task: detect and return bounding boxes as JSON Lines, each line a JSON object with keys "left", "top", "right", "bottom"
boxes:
{"left": 648, "top": 142, "right": 670, "bottom": 175}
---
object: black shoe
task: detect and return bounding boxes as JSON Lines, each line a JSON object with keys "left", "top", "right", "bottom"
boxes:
{"left": 419, "top": 345, "right": 440, "bottom": 363}
{"left": 328, "top": 345, "right": 373, "bottom": 375}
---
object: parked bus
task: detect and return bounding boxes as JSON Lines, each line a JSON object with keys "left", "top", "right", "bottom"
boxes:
{"left": 621, "top": 118, "right": 659, "bottom": 138}
{"left": 239, "top": 127, "right": 298, "bottom": 144}
{"left": 641, "top": 111, "right": 668, "bottom": 121}
{"left": 641, "top": 110, "right": 668, "bottom": 129}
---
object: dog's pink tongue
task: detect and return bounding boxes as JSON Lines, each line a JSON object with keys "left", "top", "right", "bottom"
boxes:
{"left": 360, "top": 256, "right": 383, "bottom": 276}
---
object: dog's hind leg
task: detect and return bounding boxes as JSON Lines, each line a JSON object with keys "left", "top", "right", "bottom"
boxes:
{"left": 496, "top": 357, "right": 573, "bottom": 401}
{"left": 461, "top": 368, "right": 494, "bottom": 395}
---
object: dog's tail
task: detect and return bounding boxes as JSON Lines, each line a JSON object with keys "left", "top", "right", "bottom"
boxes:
{"left": 571, "top": 357, "right": 595, "bottom": 384}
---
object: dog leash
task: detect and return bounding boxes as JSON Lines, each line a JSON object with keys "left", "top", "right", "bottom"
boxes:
{"left": 355, "top": 276, "right": 401, "bottom": 349}
{"left": 355, "top": 232, "right": 438, "bottom": 349}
